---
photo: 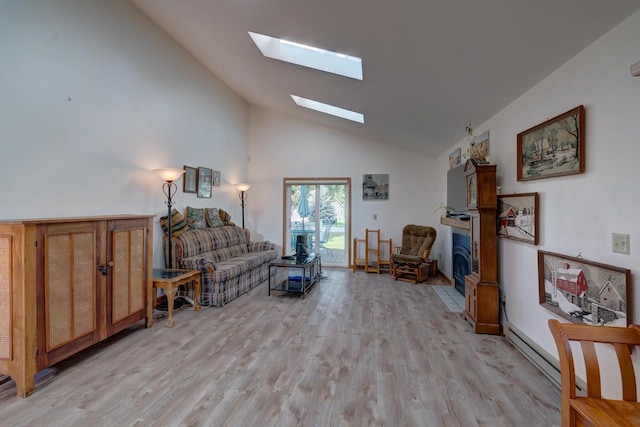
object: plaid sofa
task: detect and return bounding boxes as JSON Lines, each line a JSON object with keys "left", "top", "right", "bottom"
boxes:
{"left": 167, "top": 226, "right": 277, "bottom": 306}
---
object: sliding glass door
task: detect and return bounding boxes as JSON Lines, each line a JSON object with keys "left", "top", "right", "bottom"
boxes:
{"left": 283, "top": 178, "right": 351, "bottom": 267}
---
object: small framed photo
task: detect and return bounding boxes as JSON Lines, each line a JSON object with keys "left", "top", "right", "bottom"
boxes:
{"left": 183, "top": 166, "right": 197, "bottom": 193}
{"left": 197, "top": 167, "right": 212, "bottom": 198}
{"left": 213, "top": 170, "right": 221, "bottom": 187}
{"left": 470, "top": 130, "right": 490, "bottom": 163}
{"left": 497, "top": 192, "right": 539, "bottom": 245}
{"left": 448, "top": 148, "right": 461, "bottom": 170}
{"left": 362, "top": 174, "right": 389, "bottom": 200}
{"left": 517, "top": 105, "right": 585, "bottom": 181}
{"left": 538, "top": 250, "right": 631, "bottom": 326}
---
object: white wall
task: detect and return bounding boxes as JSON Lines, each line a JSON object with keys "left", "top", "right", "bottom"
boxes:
{"left": 247, "top": 107, "right": 442, "bottom": 254}
{"left": 0, "top": 1, "right": 250, "bottom": 266}
{"left": 436, "top": 10, "right": 640, "bottom": 396}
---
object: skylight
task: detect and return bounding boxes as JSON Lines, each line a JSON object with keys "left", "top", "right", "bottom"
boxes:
{"left": 291, "top": 95, "right": 364, "bottom": 123}
{"left": 248, "top": 31, "right": 363, "bottom": 80}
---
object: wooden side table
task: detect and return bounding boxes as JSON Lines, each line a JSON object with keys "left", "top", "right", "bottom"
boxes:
{"left": 152, "top": 268, "right": 201, "bottom": 327}
{"left": 427, "top": 259, "right": 438, "bottom": 277}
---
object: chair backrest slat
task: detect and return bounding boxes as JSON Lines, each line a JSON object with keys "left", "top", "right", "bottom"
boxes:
{"left": 579, "top": 341, "right": 601, "bottom": 398}
{"left": 614, "top": 343, "right": 637, "bottom": 401}
{"left": 560, "top": 322, "right": 640, "bottom": 345}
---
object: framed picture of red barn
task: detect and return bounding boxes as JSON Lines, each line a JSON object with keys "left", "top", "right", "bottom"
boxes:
{"left": 538, "top": 251, "right": 631, "bottom": 326}
{"left": 497, "top": 192, "right": 539, "bottom": 245}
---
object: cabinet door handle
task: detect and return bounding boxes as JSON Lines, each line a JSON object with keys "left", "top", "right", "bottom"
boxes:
{"left": 107, "top": 261, "right": 114, "bottom": 267}
{"left": 98, "top": 265, "right": 109, "bottom": 276}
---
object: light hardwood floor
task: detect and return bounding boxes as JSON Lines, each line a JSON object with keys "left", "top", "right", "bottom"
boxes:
{"left": 0, "top": 269, "right": 561, "bottom": 426}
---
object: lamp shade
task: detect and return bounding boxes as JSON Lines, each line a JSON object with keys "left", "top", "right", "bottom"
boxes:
{"left": 236, "top": 183, "right": 251, "bottom": 192}
{"left": 153, "top": 168, "right": 184, "bottom": 183}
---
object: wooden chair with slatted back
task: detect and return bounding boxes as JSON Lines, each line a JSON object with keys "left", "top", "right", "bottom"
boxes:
{"left": 548, "top": 319, "right": 640, "bottom": 427}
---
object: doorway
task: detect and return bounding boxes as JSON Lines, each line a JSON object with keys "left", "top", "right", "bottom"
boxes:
{"left": 283, "top": 178, "right": 351, "bottom": 267}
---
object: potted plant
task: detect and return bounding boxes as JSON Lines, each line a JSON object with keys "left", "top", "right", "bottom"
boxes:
{"left": 433, "top": 203, "right": 454, "bottom": 218}
{"left": 462, "top": 123, "right": 476, "bottom": 160}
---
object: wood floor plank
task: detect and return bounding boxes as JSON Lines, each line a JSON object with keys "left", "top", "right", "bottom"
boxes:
{"left": 0, "top": 268, "right": 561, "bottom": 426}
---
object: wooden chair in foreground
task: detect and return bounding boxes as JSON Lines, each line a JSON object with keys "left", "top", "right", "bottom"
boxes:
{"left": 548, "top": 319, "right": 640, "bottom": 427}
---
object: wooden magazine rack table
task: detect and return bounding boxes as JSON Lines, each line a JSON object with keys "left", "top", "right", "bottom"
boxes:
{"left": 152, "top": 268, "right": 201, "bottom": 327}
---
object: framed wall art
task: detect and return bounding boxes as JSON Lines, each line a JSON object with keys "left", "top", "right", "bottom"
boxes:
{"left": 470, "top": 130, "right": 490, "bottom": 163}
{"left": 517, "top": 105, "right": 584, "bottom": 181}
{"left": 538, "top": 250, "right": 630, "bottom": 326}
{"left": 448, "top": 148, "right": 461, "bottom": 170}
{"left": 362, "top": 174, "right": 389, "bottom": 200}
{"left": 197, "top": 166, "right": 212, "bottom": 198}
{"left": 497, "top": 192, "right": 539, "bottom": 245}
{"left": 212, "top": 170, "right": 221, "bottom": 187}
{"left": 183, "top": 165, "right": 197, "bottom": 193}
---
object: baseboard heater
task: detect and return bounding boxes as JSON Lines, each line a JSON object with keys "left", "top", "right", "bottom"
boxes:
{"left": 503, "top": 322, "right": 586, "bottom": 395}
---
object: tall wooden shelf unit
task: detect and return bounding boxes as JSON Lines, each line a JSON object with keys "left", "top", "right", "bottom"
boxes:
{"left": 366, "top": 229, "right": 381, "bottom": 273}
{"left": 463, "top": 160, "right": 501, "bottom": 335}
{"left": 0, "top": 215, "right": 154, "bottom": 397}
{"left": 352, "top": 237, "right": 366, "bottom": 272}
{"left": 378, "top": 237, "right": 392, "bottom": 274}
{"left": 352, "top": 229, "right": 392, "bottom": 274}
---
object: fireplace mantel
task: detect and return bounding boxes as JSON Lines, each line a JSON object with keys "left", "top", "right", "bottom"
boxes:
{"left": 440, "top": 216, "right": 471, "bottom": 230}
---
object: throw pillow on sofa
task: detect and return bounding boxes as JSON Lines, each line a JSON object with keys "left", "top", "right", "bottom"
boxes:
{"left": 205, "top": 208, "right": 224, "bottom": 227}
{"left": 218, "top": 209, "right": 235, "bottom": 226}
{"left": 159, "top": 208, "right": 189, "bottom": 236}
{"left": 186, "top": 206, "right": 207, "bottom": 229}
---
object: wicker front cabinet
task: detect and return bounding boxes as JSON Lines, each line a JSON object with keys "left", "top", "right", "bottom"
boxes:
{"left": 0, "top": 215, "right": 153, "bottom": 397}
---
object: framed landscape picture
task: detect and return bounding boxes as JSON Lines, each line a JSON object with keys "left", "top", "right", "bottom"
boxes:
{"left": 183, "top": 165, "right": 197, "bottom": 193}
{"left": 497, "top": 193, "right": 538, "bottom": 245}
{"left": 362, "top": 174, "right": 389, "bottom": 200}
{"left": 448, "top": 148, "right": 461, "bottom": 170}
{"left": 538, "top": 250, "right": 630, "bottom": 326}
{"left": 517, "top": 105, "right": 584, "bottom": 181}
{"left": 470, "top": 130, "right": 490, "bottom": 163}
{"left": 197, "top": 167, "right": 212, "bottom": 198}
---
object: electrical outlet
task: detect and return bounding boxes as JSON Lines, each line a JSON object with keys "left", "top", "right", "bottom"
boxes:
{"left": 373, "top": 214, "right": 377, "bottom": 220}
{"left": 502, "top": 294, "right": 507, "bottom": 303}
{"left": 612, "top": 233, "right": 630, "bottom": 254}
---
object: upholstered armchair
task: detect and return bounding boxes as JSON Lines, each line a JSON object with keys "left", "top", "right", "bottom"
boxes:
{"left": 391, "top": 224, "right": 437, "bottom": 283}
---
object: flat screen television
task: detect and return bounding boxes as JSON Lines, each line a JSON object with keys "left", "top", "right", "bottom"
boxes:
{"left": 296, "top": 234, "right": 309, "bottom": 258}
{"left": 447, "top": 164, "right": 468, "bottom": 215}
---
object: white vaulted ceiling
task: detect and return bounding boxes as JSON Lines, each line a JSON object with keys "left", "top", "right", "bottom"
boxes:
{"left": 131, "top": 0, "right": 640, "bottom": 157}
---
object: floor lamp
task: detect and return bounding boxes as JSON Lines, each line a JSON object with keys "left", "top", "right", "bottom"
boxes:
{"left": 153, "top": 168, "right": 185, "bottom": 269}
{"left": 236, "top": 183, "right": 251, "bottom": 228}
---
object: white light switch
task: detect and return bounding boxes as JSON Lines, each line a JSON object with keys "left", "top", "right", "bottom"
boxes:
{"left": 612, "top": 233, "right": 630, "bottom": 254}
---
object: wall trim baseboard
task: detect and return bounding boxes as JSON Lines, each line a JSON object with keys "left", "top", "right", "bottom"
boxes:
{"left": 503, "top": 321, "right": 586, "bottom": 394}
{"left": 438, "top": 271, "right": 451, "bottom": 284}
